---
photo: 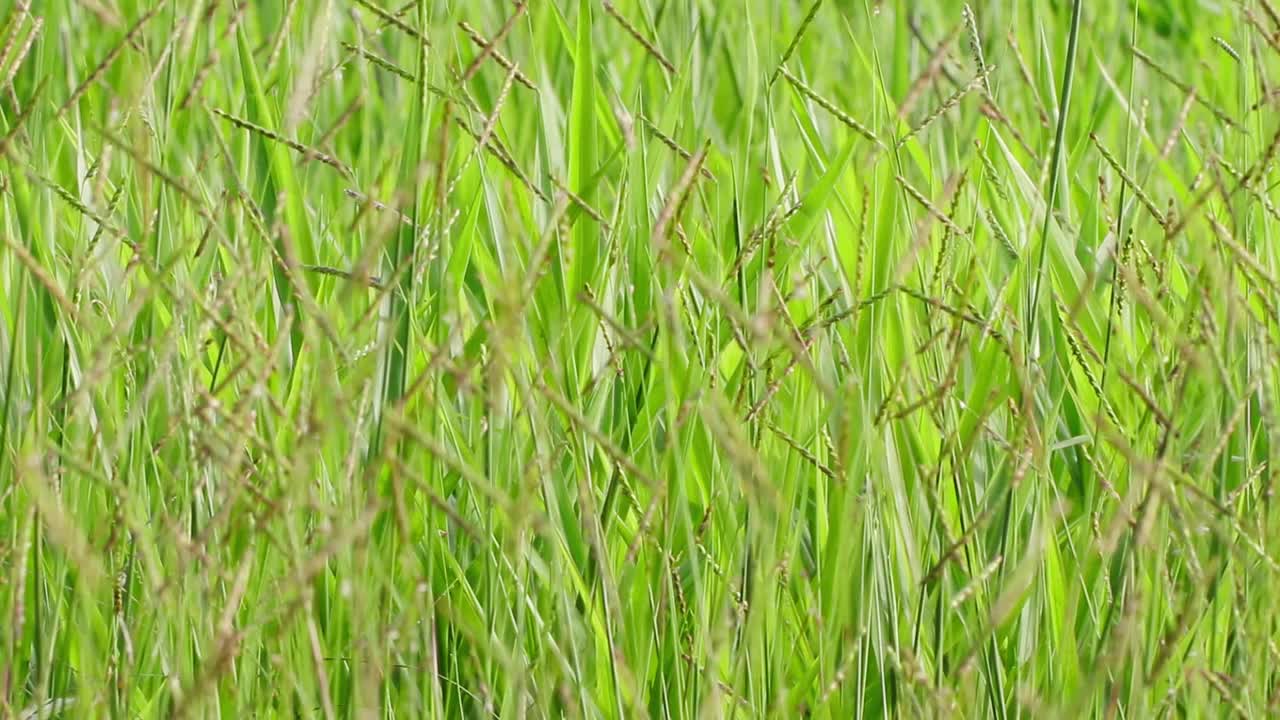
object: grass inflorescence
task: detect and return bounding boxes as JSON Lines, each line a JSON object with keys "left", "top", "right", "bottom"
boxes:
{"left": 3, "top": 0, "right": 1280, "bottom": 717}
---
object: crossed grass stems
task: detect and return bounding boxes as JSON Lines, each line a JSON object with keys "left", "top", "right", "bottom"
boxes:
{"left": 3, "top": 0, "right": 1280, "bottom": 716}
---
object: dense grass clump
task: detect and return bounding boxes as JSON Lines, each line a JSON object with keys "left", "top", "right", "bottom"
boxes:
{"left": 5, "top": 0, "right": 1280, "bottom": 716}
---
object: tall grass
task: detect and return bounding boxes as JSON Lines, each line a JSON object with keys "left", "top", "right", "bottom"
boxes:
{"left": 3, "top": 0, "right": 1280, "bottom": 716}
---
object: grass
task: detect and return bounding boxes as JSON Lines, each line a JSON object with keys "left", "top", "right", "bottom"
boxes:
{"left": 2, "top": 0, "right": 1280, "bottom": 716}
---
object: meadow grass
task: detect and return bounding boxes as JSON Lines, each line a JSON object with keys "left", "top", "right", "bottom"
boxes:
{"left": 2, "top": 0, "right": 1280, "bottom": 716}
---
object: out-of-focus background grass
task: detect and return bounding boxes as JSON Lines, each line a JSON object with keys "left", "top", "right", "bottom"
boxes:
{"left": 3, "top": 0, "right": 1280, "bottom": 716}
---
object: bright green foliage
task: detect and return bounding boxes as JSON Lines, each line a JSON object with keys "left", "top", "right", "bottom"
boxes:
{"left": 3, "top": 0, "right": 1280, "bottom": 717}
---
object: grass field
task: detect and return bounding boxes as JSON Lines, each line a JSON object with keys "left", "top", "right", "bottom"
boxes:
{"left": 3, "top": 0, "right": 1280, "bottom": 716}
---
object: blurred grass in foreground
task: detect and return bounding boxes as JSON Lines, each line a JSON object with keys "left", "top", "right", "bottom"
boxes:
{"left": 3, "top": 0, "right": 1280, "bottom": 716}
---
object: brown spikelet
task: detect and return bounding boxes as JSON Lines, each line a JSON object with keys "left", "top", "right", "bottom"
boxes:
{"left": 535, "top": 380, "right": 661, "bottom": 489}
{"left": 1219, "top": 158, "right": 1280, "bottom": 225}
{"left": 976, "top": 143, "right": 1012, "bottom": 207}
{"left": 778, "top": 66, "right": 879, "bottom": 145}
{"left": 898, "top": 285, "right": 1005, "bottom": 343}
{"left": 1115, "top": 227, "right": 1133, "bottom": 315}
{"left": 212, "top": 108, "right": 353, "bottom": 177}
{"left": 92, "top": 124, "right": 229, "bottom": 247}
{"left": 23, "top": 164, "right": 126, "bottom": 243}
{"left": 453, "top": 115, "right": 549, "bottom": 202}
{"left": 961, "top": 5, "right": 991, "bottom": 97}
{"left": 949, "top": 555, "right": 1003, "bottom": 609}
{"left": 769, "top": 0, "right": 823, "bottom": 86}
{"left": 1198, "top": 669, "right": 1250, "bottom": 719}
{"left": 1056, "top": 299, "right": 1121, "bottom": 427}
{"left": 895, "top": 170, "right": 966, "bottom": 283}
{"left": 341, "top": 41, "right": 413, "bottom": 81}
{"left": 60, "top": 1, "right": 168, "bottom": 116}
{"left": 0, "top": 16, "right": 40, "bottom": 93}
{"left": 447, "top": 64, "right": 520, "bottom": 205}
{"left": 1130, "top": 46, "right": 1240, "bottom": 131}
{"left": 725, "top": 173, "right": 799, "bottom": 280}
{"left": 458, "top": 22, "right": 535, "bottom": 89}
{"left": 906, "top": 15, "right": 962, "bottom": 88}
{"left": 1245, "top": 9, "right": 1280, "bottom": 59}
{"left": 1259, "top": 0, "right": 1280, "bottom": 30}
{"left": 1090, "top": 133, "right": 1166, "bottom": 229}
{"left": 978, "top": 101, "right": 1035, "bottom": 158}
{"left": 1162, "top": 172, "right": 1217, "bottom": 243}
{"left": 652, "top": 141, "right": 710, "bottom": 255}
{"left": 986, "top": 209, "right": 1018, "bottom": 259}
{"left": 603, "top": 0, "right": 676, "bottom": 76}
{"left": 854, "top": 188, "right": 869, "bottom": 295}
{"left": 895, "top": 174, "right": 967, "bottom": 237}
{"left": 344, "top": 188, "right": 415, "bottom": 227}
{"left": 552, "top": 177, "right": 611, "bottom": 230}
{"left": 460, "top": 2, "right": 528, "bottom": 84}
{"left": 638, "top": 114, "right": 716, "bottom": 180}
{"left": 311, "top": 93, "right": 364, "bottom": 162}
{"left": 1159, "top": 90, "right": 1196, "bottom": 160}
{"left": 577, "top": 288, "right": 654, "bottom": 360}
{"left": 0, "top": 11, "right": 23, "bottom": 74}
{"left": 432, "top": 99, "right": 453, "bottom": 227}
{"left": 765, "top": 423, "right": 838, "bottom": 479}
{"left": 898, "top": 65, "right": 995, "bottom": 147}
{"left": 1240, "top": 122, "right": 1280, "bottom": 187}
{"left": 898, "top": 22, "right": 962, "bottom": 121}
{"left": 299, "top": 264, "right": 384, "bottom": 289}
{"left": 1207, "top": 214, "right": 1280, "bottom": 293}
{"left": 353, "top": 0, "right": 430, "bottom": 47}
